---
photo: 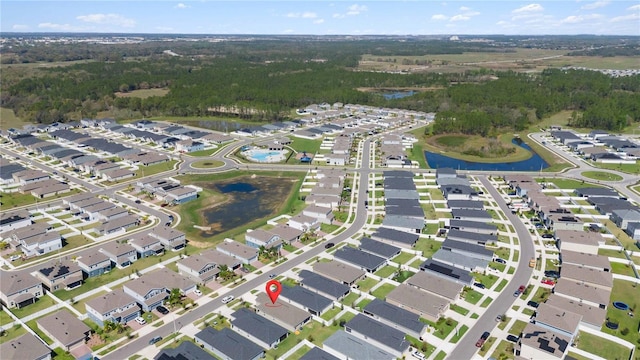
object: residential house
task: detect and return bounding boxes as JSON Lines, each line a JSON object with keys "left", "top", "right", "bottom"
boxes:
{"left": 98, "top": 215, "right": 139, "bottom": 236}
{"left": 31, "top": 182, "right": 71, "bottom": 199}
{"left": 164, "top": 186, "right": 199, "bottom": 205}
{"left": 451, "top": 209, "right": 492, "bottom": 223}
{"left": 385, "top": 284, "right": 450, "bottom": 322}
{"left": 123, "top": 268, "right": 196, "bottom": 311}
{"left": 560, "top": 264, "right": 613, "bottom": 291}
{"left": 363, "top": 298, "right": 426, "bottom": 339}
{"left": 0, "top": 270, "right": 43, "bottom": 309}
{"left": 287, "top": 214, "right": 320, "bottom": 232}
{"left": 333, "top": 247, "right": 386, "bottom": 273}
{"left": 323, "top": 331, "right": 395, "bottom": 360}
{"left": 12, "top": 169, "right": 50, "bottom": 185}
{"left": 343, "top": 314, "right": 410, "bottom": 358}
{"left": 626, "top": 222, "right": 640, "bottom": 241}
{"left": 560, "top": 250, "right": 610, "bottom": 272}
{"left": 0, "top": 210, "right": 32, "bottom": 234}
{"left": 534, "top": 303, "right": 581, "bottom": 340}
{"left": 154, "top": 341, "right": 217, "bottom": 360}
{"left": 405, "top": 271, "right": 463, "bottom": 302}
{"left": 269, "top": 225, "right": 303, "bottom": 244}
{"left": 75, "top": 248, "right": 112, "bottom": 278}
{"left": 297, "top": 269, "right": 350, "bottom": 301}
{"left": 611, "top": 208, "right": 640, "bottom": 230}
{"left": 358, "top": 238, "right": 401, "bottom": 260}
{"left": 7, "top": 224, "right": 62, "bottom": 257}
{"left": 216, "top": 240, "right": 258, "bottom": 265}
{"left": 552, "top": 279, "right": 610, "bottom": 309}
{"left": 445, "top": 229, "right": 497, "bottom": 245}
{"left": 0, "top": 333, "right": 51, "bottom": 360}
{"left": 302, "top": 205, "right": 334, "bottom": 224}
{"left": 85, "top": 290, "right": 141, "bottom": 327}
{"left": 279, "top": 285, "right": 333, "bottom": 316}
{"left": 419, "top": 259, "right": 474, "bottom": 286}
{"left": 37, "top": 309, "right": 91, "bottom": 352}
{"left": 432, "top": 249, "right": 488, "bottom": 272}
{"left": 554, "top": 230, "right": 603, "bottom": 255}
{"left": 545, "top": 294, "right": 607, "bottom": 330}
{"left": 230, "top": 308, "right": 289, "bottom": 349}
{"left": 518, "top": 323, "right": 570, "bottom": 360}
{"left": 194, "top": 327, "right": 263, "bottom": 360}
{"left": 129, "top": 235, "right": 164, "bottom": 258}
{"left": 447, "top": 220, "right": 497, "bottom": 235}
{"left": 313, "top": 261, "right": 365, "bottom": 286}
{"left": 150, "top": 227, "right": 186, "bottom": 251}
{"left": 177, "top": 251, "right": 221, "bottom": 284}
{"left": 175, "top": 140, "right": 205, "bottom": 153}
{"left": 299, "top": 347, "right": 339, "bottom": 360}
{"left": 245, "top": 229, "right": 281, "bottom": 250}
{"left": 371, "top": 227, "right": 419, "bottom": 248}
{"left": 441, "top": 239, "right": 494, "bottom": 262}
{"left": 35, "top": 260, "right": 83, "bottom": 291}
{"left": 99, "top": 242, "right": 137, "bottom": 268}
{"left": 255, "top": 293, "right": 312, "bottom": 331}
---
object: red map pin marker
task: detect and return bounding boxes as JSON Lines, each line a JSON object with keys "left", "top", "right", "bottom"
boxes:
{"left": 265, "top": 279, "right": 282, "bottom": 304}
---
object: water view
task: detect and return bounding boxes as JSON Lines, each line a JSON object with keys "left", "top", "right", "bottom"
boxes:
{"left": 424, "top": 138, "right": 549, "bottom": 171}
{"left": 198, "top": 176, "right": 295, "bottom": 237}
{"left": 382, "top": 90, "right": 416, "bottom": 100}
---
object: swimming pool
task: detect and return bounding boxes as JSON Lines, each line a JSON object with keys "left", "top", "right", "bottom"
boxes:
{"left": 242, "top": 148, "right": 287, "bottom": 163}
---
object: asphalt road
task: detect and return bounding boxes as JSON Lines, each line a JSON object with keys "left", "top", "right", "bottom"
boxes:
{"left": 102, "top": 139, "right": 373, "bottom": 360}
{"left": 447, "top": 176, "right": 535, "bottom": 360}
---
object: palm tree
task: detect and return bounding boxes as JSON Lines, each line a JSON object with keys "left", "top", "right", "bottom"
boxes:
{"left": 167, "top": 288, "right": 182, "bottom": 307}
{"left": 258, "top": 245, "right": 266, "bottom": 259}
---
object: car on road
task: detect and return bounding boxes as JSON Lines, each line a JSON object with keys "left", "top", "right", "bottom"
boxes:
{"left": 476, "top": 331, "right": 490, "bottom": 347}
{"left": 135, "top": 317, "right": 146, "bottom": 325}
{"left": 149, "top": 336, "right": 162, "bottom": 345}
{"left": 495, "top": 315, "right": 502, "bottom": 322}
{"left": 473, "top": 282, "right": 485, "bottom": 289}
{"left": 221, "top": 295, "right": 234, "bottom": 304}
{"left": 156, "top": 306, "right": 169, "bottom": 315}
{"left": 135, "top": 199, "right": 141, "bottom": 204}
{"left": 324, "top": 242, "right": 335, "bottom": 249}
{"left": 194, "top": 289, "right": 202, "bottom": 296}
{"left": 527, "top": 301, "right": 539, "bottom": 308}
{"left": 506, "top": 335, "right": 519, "bottom": 343}
{"left": 541, "top": 279, "right": 556, "bottom": 286}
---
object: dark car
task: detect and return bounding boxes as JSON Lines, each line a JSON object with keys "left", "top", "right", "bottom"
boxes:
{"left": 135, "top": 199, "right": 141, "bottom": 204}
{"left": 473, "top": 282, "right": 485, "bottom": 289}
{"left": 149, "top": 336, "right": 163, "bottom": 345}
{"left": 541, "top": 234, "right": 554, "bottom": 239}
{"left": 527, "top": 301, "right": 539, "bottom": 308}
{"left": 324, "top": 242, "right": 335, "bottom": 249}
{"left": 476, "top": 331, "right": 490, "bottom": 347}
{"left": 506, "top": 335, "right": 519, "bottom": 343}
{"left": 156, "top": 306, "right": 169, "bottom": 315}
{"left": 544, "top": 270, "right": 560, "bottom": 278}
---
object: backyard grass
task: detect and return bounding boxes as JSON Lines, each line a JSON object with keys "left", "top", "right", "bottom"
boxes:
{"left": 391, "top": 251, "right": 415, "bottom": 264}
{"left": 576, "top": 331, "right": 631, "bottom": 360}
{"left": 598, "top": 248, "right": 628, "bottom": 259}
{"left": 392, "top": 270, "right": 415, "bottom": 283}
{"left": 0, "top": 324, "right": 28, "bottom": 344}
{"left": 340, "top": 292, "right": 360, "bottom": 307}
{"left": 473, "top": 272, "right": 499, "bottom": 290}
{"left": 591, "top": 161, "right": 640, "bottom": 175}
{"left": 602, "top": 219, "right": 637, "bottom": 250}
{"left": 320, "top": 306, "right": 342, "bottom": 321}
{"left": 536, "top": 177, "right": 601, "bottom": 189}
{"left": 602, "top": 279, "right": 640, "bottom": 346}
{"left": 0, "top": 189, "right": 81, "bottom": 209}
{"left": 450, "top": 304, "right": 470, "bottom": 316}
{"left": 409, "top": 258, "right": 424, "bottom": 269}
{"left": 610, "top": 262, "right": 636, "bottom": 277}
{"left": 414, "top": 238, "right": 442, "bottom": 258}
{"left": 288, "top": 345, "right": 311, "bottom": 360}
{"left": 355, "top": 298, "right": 372, "bottom": 310}
{"left": 371, "top": 283, "right": 396, "bottom": 299}
{"left": 9, "top": 294, "right": 57, "bottom": 319}
{"left": 581, "top": 171, "right": 624, "bottom": 182}
{"left": 356, "top": 277, "right": 378, "bottom": 292}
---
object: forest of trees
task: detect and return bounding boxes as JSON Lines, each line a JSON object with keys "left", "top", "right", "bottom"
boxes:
{"left": 1, "top": 39, "right": 639, "bottom": 131}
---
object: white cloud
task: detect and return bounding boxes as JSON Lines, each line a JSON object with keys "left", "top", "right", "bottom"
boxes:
{"left": 580, "top": 0, "right": 609, "bottom": 10}
{"left": 38, "top": 22, "right": 83, "bottom": 31}
{"left": 627, "top": 4, "right": 640, "bottom": 10}
{"left": 313, "top": 18, "right": 325, "bottom": 24}
{"left": 287, "top": 12, "right": 318, "bottom": 18}
{"left": 346, "top": 4, "right": 368, "bottom": 15}
{"left": 76, "top": 13, "right": 136, "bottom": 28}
{"left": 12, "top": 24, "right": 29, "bottom": 30}
{"left": 459, "top": 6, "right": 471, "bottom": 11}
{"left": 332, "top": 13, "right": 344, "bottom": 19}
{"left": 431, "top": 14, "right": 449, "bottom": 20}
{"left": 450, "top": 14, "right": 470, "bottom": 21}
{"left": 448, "top": 7, "right": 480, "bottom": 22}
{"left": 610, "top": 13, "right": 640, "bottom": 22}
{"left": 175, "top": 3, "right": 190, "bottom": 9}
{"left": 512, "top": 4, "right": 544, "bottom": 13}
{"left": 560, "top": 13, "right": 602, "bottom": 23}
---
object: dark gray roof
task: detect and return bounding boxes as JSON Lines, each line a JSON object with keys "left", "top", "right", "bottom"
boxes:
{"left": 323, "top": 331, "right": 394, "bottom": 360}
{"left": 385, "top": 200, "right": 424, "bottom": 218}
{"left": 333, "top": 247, "right": 386, "bottom": 272}
{"left": 451, "top": 208, "right": 492, "bottom": 220}
{"left": 372, "top": 227, "right": 419, "bottom": 246}
{"left": 419, "top": 260, "right": 473, "bottom": 284}
{"left": 449, "top": 220, "right": 497, "bottom": 231}
{"left": 359, "top": 238, "right": 401, "bottom": 259}
{"left": 385, "top": 198, "right": 421, "bottom": 208}
{"left": 442, "top": 239, "right": 494, "bottom": 257}
{"left": 574, "top": 187, "right": 619, "bottom": 197}
{"left": 298, "top": 347, "right": 340, "bottom": 360}
{"left": 280, "top": 285, "right": 333, "bottom": 314}
{"left": 384, "top": 177, "right": 416, "bottom": 191}
{"left": 382, "top": 216, "right": 424, "bottom": 231}
{"left": 551, "top": 130, "right": 581, "bottom": 140}
{"left": 298, "top": 270, "right": 350, "bottom": 299}
{"left": 51, "top": 149, "right": 82, "bottom": 159}
{"left": 50, "top": 129, "right": 90, "bottom": 142}
{"left": 194, "top": 327, "right": 262, "bottom": 360}
{"left": 344, "top": 314, "right": 410, "bottom": 353}
{"left": 436, "top": 167, "right": 457, "bottom": 175}
{"left": 363, "top": 299, "right": 425, "bottom": 334}
{"left": 383, "top": 170, "right": 414, "bottom": 178}
{"left": 442, "top": 185, "right": 476, "bottom": 197}
{"left": 447, "top": 200, "right": 485, "bottom": 210}
{"left": 155, "top": 341, "right": 216, "bottom": 360}
{"left": 230, "top": 308, "right": 288, "bottom": 345}
{"left": 12, "top": 135, "right": 45, "bottom": 147}
{"left": 0, "top": 164, "right": 25, "bottom": 180}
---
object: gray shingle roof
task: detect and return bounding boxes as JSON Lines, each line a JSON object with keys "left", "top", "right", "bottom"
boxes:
{"left": 359, "top": 238, "right": 401, "bottom": 259}
{"left": 372, "top": 226, "right": 419, "bottom": 246}
{"left": 448, "top": 220, "right": 497, "bottom": 231}
{"left": 195, "top": 327, "right": 263, "bottom": 360}
{"left": 155, "top": 338, "right": 217, "bottom": 360}
{"left": 363, "top": 298, "right": 425, "bottom": 334}
{"left": 323, "top": 331, "right": 394, "bottom": 360}
{"left": 0, "top": 333, "right": 51, "bottom": 360}
{"left": 333, "top": 247, "right": 386, "bottom": 272}
{"left": 344, "top": 314, "right": 410, "bottom": 353}
{"left": 441, "top": 239, "right": 494, "bottom": 258}
{"left": 230, "top": 308, "right": 288, "bottom": 345}
{"left": 298, "top": 270, "right": 350, "bottom": 299}
{"left": 280, "top": 285, "right": 333, "bottom": 314}
{"left": 299, "top": 347, "right": 340, "bottom": 360}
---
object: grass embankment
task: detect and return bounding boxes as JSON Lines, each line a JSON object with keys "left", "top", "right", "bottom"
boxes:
{"left": 581, "top": 171, "right": 623, "bottom": 182}
{"left": 577, "top": 331, "right": 631, "bottom": 360}
{"left": 0, "top": 107, "right": 28, "bottom": 130}
{"left": 190, "top": 160, "right": 225, "bottom": 168}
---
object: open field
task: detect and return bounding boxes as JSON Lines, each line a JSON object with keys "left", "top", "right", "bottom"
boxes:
{"left": 577, "top": 331, "right": 631, "bottom": 360}
{"left": 602, "top": 279, "right": 640, "bottom": 346}
{"left": 590, "top": 162, "right": 640, "bottom": 175}
{"left": 581, "top": 171, "right": 624, "bottom": 182}
{"left": 422, "top": 133, "right": 532, "bottom": 163}
{"left": 114, "top": 88, "right": 169, "bottom": 98}
{"left": 0, "top": 107, "right": 29, "bottom": 130}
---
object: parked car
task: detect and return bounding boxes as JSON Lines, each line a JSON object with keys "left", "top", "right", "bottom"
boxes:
{"left": 221, "top": 295, "right": 234, "bottom": 304}
{"left": 135, "top": 317, "right": 146, "bottom": 325}
{"left": 544, "top": 270, "right": 560, "bottom": 278}
{"left": 476, "top": 331, "right": 490, "bottom": 347}
{"left": 527, "top": 301, "right": 539, "bottom": 308}
{"left": 494, "top": 258, "right": 507, "bottom": 264}
{"left": 156, "top": 306, "right": 169, "bottom": 315}
{"left": 149, "top": 336, "right": 162, "bottom": 345}
{"left": 473, "top": 282, "right": 485, "bottom": 289}
{"left": 506, "top": 335, "right": 519, "bottom": 343}
{"left": 135, "top": 199, "right": 141, "bottom": 204}
{"left": 541, "top": 279, "right": 556, "bottom": 286}
{"left": 9, "top": 255, "right": 21, "bottom": 262}
{"left": 194, "top": 289, "right": 202, "bottom": 296}
{"left": 411, "top": 350, "right": 426, "bottom": 360}
{"left": 324, "top": 242, "right": 335, "bottom": 249}
{"left": 541, "top": 234, "right": 554, "bottom": 239}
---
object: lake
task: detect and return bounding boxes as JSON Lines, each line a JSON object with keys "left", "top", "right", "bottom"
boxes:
{"left": 424, "top": 138, "right": 549, "bottom": 171}
{"left": 382, "top": 90, "right": 416, "bottom": 100}
{"left": 198, "top": 176, "right": 295, "bottom": 237}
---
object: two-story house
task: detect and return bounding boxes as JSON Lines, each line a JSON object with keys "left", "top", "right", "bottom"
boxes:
{"left": 35, "top": 261, "right": 83, "bottom": 292}
{"left": 99, "top": 242, "right": 137, "bottom": 268}
{"left": 245, "top": 229, "right": 281, "bottom": 250}
{"left": 129, "top": 234, "right": 164, "bottom": 258}
{"left": 85, "top": 290, "right": 141, "bottom": 327}
{"left": 75, "top": 249, "right": 111, "bottom": 278}
{"left": 149, "top": 227, "right": 186, "bottom": 251}
{"left": 123, "top": 268, "right": 196, "bottom": 312}
{"left": 8, "top": 224, "right": 62, "bottom": 257}
{"left": 0, "top": 270, "right": 44, "bottom": 309}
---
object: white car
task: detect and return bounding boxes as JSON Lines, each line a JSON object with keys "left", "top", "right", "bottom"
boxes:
{"left": 9, "top": 255, "right": 21, "bottom": 262}
{"left": 412, "top": 351, "right": 426, "bottom": 360}
{"left": 194, "top": 289, "right": 202, "bottom": 296}
{"left": 221, "top": 295, "right": 234, "bottom": 304}
{"left": 135, "top": 317, "right": 146, "bottom": 325}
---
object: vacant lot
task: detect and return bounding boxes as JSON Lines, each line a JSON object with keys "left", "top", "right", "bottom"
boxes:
{"left": 0, "top": 107, "right": 28, "bottom": 130}
{"left": 114, "top": 88, "right": 169, "bottom": 98}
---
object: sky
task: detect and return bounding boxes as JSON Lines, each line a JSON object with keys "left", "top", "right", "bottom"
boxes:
{"left": 2, "top": 1, "right": 639, "bottom": 36}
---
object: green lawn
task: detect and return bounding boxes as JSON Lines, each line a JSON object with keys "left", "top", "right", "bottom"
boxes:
{"left": 610, "top": 262, "right": 636, "bottom": 277}
{"left": 480, "top": 297, "right": 493, "bottom": 308}
{"left": 473, "top": 272, "right": 499, "bottom": 290}
{"left": 392, "top": 251, "right": 416, "bottom": 264}
{"left": 478, "top": 337, "right": 497, "bottom": 357}
{"left": 288, "top": 345, "right": 311, "bottom": 360}
{"left": 536, "top": 177, "right": 602, "bottom": 189}
{"left": 509, "top": 320, "right": 527, "bottom": 336}
{"left": 490, "top": 340, "right": 515, "bottom": 360}
{"left": 135, "top": 160, "right": 178, "bottom": 178}
{"left": 495, "top": 279, "right": 508, "bottom": 292}
{"left": 392, "top": 270, "right": 415, "bottom": 283}
{"left": 371, "top": 283, "right": 396, "bottom": 299}
{"left": 374, "top": 265, "right": 397, "bottom": 279}
{"left": 414, "top": 238, "right": 442, "bottom": 258}
{"left": 289, "top": 138, "right": 322, "bottom": 156}
{"left": 340, "top": 292, "right": 360, "bottom": 307}
{"left": 409, "top": 258, "right": 424, "bottom": 269}
{"left": 320, "top": 306, "right": 342, "bottom": 321}
{"left": 449, "top": 324, "right": 469, "bottom": 343}
{"left": 602, "top": 279, "right": 640, "bottom": 346}
{"left": 0, "top": 324, "right": 28, "bottom": 344}
{"left": 591, "top": 161, "right": 640, "bottom": 175}
{"left": 450, "top": 304, "right": 470, "bottom": 316}
{"left": 581, "top": 171, "right": 624, "bottom": 182}
{"left": 0, "top": 189, "right": 81, "bottom": 209}
{"left": 463, "top": 289, "right": 484, "bottom": 305}
{"left": 355, "top": 298, "right": 372, "bottom": 310}
{"left": 9, "top": 295, "right": 57, "bottom": 319}
{"left": 576, "top": 331, "right": 631, "bottom": 360}
{"left": 598, "top": 248, "right": 628, "bottom": 259}
{"left": 356, "top": 277, "right": 378, "bottom": 292}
